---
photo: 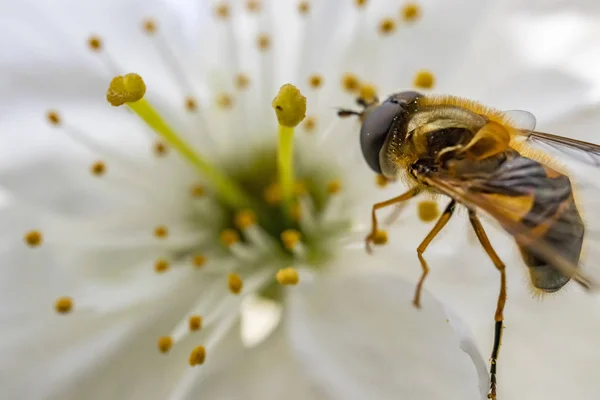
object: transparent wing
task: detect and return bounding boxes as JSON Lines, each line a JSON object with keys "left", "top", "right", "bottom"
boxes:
{"left": 504, "top": 109, "right": 537, "bottom": 132}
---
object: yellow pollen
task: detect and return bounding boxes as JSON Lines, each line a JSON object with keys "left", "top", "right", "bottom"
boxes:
{"left": 235, "top": 210, "right": 257, "bottom": 230}
{"left": 153, "top": 140, "right": 168, "bottom": 156}
{"left": 228, "top": 273, "right": 243, "bottom": 294}
{"left": 298, "top": 1, "right": 310, "bottom": 15}
{"left": 303, "top": 116, "right": 317, "bottom": 133}
{"left": 418, "top": 200, "right": 440, "bottom": 222}
{"left": 190, "top": 184, "right": 205, "bottom": 198}
{"left": 247, "top": 0, "right": 261, "bottom": 12}
{"left": 215, "top": 3, "right": 230, "bottom": 19}
{"left": 106, "top": 73, "right": 147, "bottom": 107}
{"left": 216, "top": 93, "right": 234, "bottom": 109}
{"left": 154, "top": 225, "right": 168, "bottom": 238}
{"left": 379, "top": 18, "right": 397, "bottom": 35}
{"left": 376, "top": 174, "right": 389, "bottom": 188}
{"left": 87, "top": 36, "right": 102, "bottom": 51}
{"left": 154, "top": 259, "right": 170, "bottom": 273}
{"left": 220, "top": 229, "right": 240, "bottom": 247}
{"left": 326, "top": 179, "right": 342, "bottom": 194}
{"left": 188, "top": 315, "right": 203, "bottom": 331}
{"left": 157, "top": 336, "right": 173, "bottom": 353}
{"left": 47, "top": 110, "right": 61, "bottom": 126}
{"left": 24, "top": 230, "right": 43, "bottom": 247}
{"left": 263, "top": 183, "right": 282, "bottom": 205}
{"left": 290, "top": 202, "right": 302, "bottom": 221}
{"left": 359, "top": 84, "right": 378, "bottom": 103}
{"left": 372, "top": 229, "right": 388, "bottom": 245}
{"left": 192, "top": 254, "right": 206, "bottom": 268}
{"left": 90, "top": 161, "right": 106, "bottom": 176}
{"left": 272, "top": 84, "right": 307, "bottom": 128}
{"left": 281, "top": 229, "right": 302, "bottom": 250}
{"left": 401, "top": 3, "right": 421, "bottom": 23}
{"left": 54, "top": 297, "right": 73, "bottom": 314}
{"left": 235, "top": 73, "right": 250, "bottom": 90}
{"left": 143, "top": 19, "right": 157, "bottom": 34}
{"left": 308, "top": 74, "right": 323, "bottom": 89}
{"left": 189, "top": 346, "right": 206, "bottom": 366}
{"left": 413, "top": 69, "right": 435, "bottom": 89}
{"left": 341, "top": 73, "right": 361, "bottom": 93}
{"left": 185, "top": 97, "right": 197, "bottom": 112}
{"left": 257, "top": 34, "right": 271, "bottom": 51}
{"left": 355, "top": 0, "right": 368, "bottom": 7}
{"left": 276, "top": 267, "right": 300, "bottom": 285}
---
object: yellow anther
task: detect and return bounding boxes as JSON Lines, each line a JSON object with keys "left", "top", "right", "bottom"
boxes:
{"left": 294, "top": 181, "right": 307, "bottom": 196}
{"left": 235, "top": 73, "right": 250, "bottom": 90}
{"left": 90, "top": 161, "right": 106, "bottom": 176}
{"left": 326, "top": 179, "right": 342, "bottom": 194}
{"left": 153, "top": 140, "right": 168, "bottom": 156}
{"left": 220, "top": 229, "right": 240, "bottom": 247}
{"left": 298, "top": 1, "right": 310, "bottom": 15}
{"left": 54, "top": 297, "right": 73, "bottom": 314}
{"left": 376, "top": 174, "right": 389, "bottom": 188}
{"left": 290, "top": 202, "right": 302, "bottom": 221}
{"left": 303, "top": 116, "right": 317, "bottom": 133}
{"left": 188, "top": 315, "right": 203, "bottom": 331}
{"left": 190, "top": 184, "right": 205, "bottom": 198}
{"left": 413, "top": 69, "right": 435, "bottom": 89}
{"left": 247, "top": 0, "right": 261, "bottom": 12}
{"left": 24, "top": 230, "right": 42, "bottom": 247}
{"left": 235, "top": 210, "right": 257, "bottom": 230}
{"left": 143, "top": 19, "right": 157, "bottom": 34}
{"left": 355, "top": 0, "right": 368, "bottom": 7}
{"left": 379, "top": 18, "right": 397, "bottom": 35}
{"left": 272, "top": 84, "right": 307, "bottom": 128}
{"left": 157, "top": 336, "right": 173, "bottom": 353}
{"left": 341, "top": 73, "right": 361, "bottom": 93}
{"left": 281, "top": 229, "right": 302, "bottom": 250}
{"left": 308, "top": 74, "right": 323, "bottom": 89}
{"left": 154, "top": 259, "right": 170, "bottom": 273}
{"left": 154, "top": 225, "right": 168, "bottom": 239}
{"left": 47, "top": 111, "right": 61, "bottom": 126}
{"left": 87, "top": 36, "right": 102, "bottom": 52}
{"left": 372, "top": 229, "right": 388, "bottom": 245}
{"left": 401, "top": 3, "right": 421, "bottom": 23}
{"left": 215, "top": 2, "right": 230, "bottom": 19}
{"left": 257, "top": 34, "right": 271, "bottom": 51}
{"left": 276, "top": 267, "right": 300, "bottom": 285}
{"left": 263, "top": 183, "right": 282, "bottom": 205}
{"left": 106, "top": 73, "right": 147, "bottom": 107}
{"left": 418, "top": 200, "right": 440, "bottom": 222}
{"left": 192, "top": 254, "right": 206, "bottom": 268}
{"left": 359, "top": 83, "right": 378, "bottom": 103}
{"left": 228, "top": 273, "right": 243, "bottom": 294}
{"left": 189, "top": 346, "right": 206, "bottom": 366}
{"left": 185, "top": 97, "right": 197, "bottom": 112}
{"left": 216, "top": 93, "right": 234, "bottom": 109}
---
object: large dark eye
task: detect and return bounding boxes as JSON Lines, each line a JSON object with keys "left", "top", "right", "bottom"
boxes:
{"left": 359, "top": 101, "right": 403, "bottom": 173}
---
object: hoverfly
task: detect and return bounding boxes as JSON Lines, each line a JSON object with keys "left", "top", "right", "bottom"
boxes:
{"left": 339, "top": 91, "right": 600, "bottom": 399}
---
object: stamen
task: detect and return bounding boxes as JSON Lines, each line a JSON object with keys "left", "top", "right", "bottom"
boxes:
{"left": 298, "top": 1, "right": 310, "bottom": 15}
{"left": 276, "top": 267, "right": 299, "bottom": 285}
{"left": 263, "top": 183, "right": 281, "bottom": 205}
{"left": 228, "top": 273, "right": 243, "bottom": 294}
{"left": 188, "top": 346, "right": 206, "bottom": 366}
{"left": 359, "top": 83, "right": 378, "bottom": 103}
{"left": 376, "top": 174, "right": 389, "bottom": 188}
{"left": 154, "top": 259, "right": 170, "bottom": 273}
{"left": 235, "top": 210, "right": 257, "bottom": 230}
{"left": 378, "top": 18, "right": 397, "bottom": 35}
{"left": 215, "top": 2, "right": 230, "bottom": 19}
{"left": 326, "top": 179, "right": 342, "bottom": 195}
{"left": 303, "top": 116, "right": 317, "bottom": 133}
{"left": 54, "top": 296, "right": 73, "bottom": 314}
{"left": 355, "top": 0, "right": 368, "bottom": 7}
{"left": 86, "top": 35, "right": 119, "bottom": 74}
{"left": 192, "top": 255, "right": 206, "bottom": 268}
{"left": 90, "top": 161, "right": 106, "bottom": 176}
{"left": 372, "top": 229, "right": 388, "bottom": 245}
{"left": 413, "top": 69, "right": 435, "bottom": 89}
{"left": 272, "top": 84, "right": 307, "bottom": 206}
{"left": 87, "top": 36, "right": 102, "bottom": 52}
{"left": 281, "top": 229, "right": 302, "bottom": 250}
{"left": 46, "top": 110, "right": 61, "bottom": 125}
{"left": 257, "top": 34, "right": 271, "bottom": 51}
{"left": 308, "top": 74, "right": 323, "bottom": 89}
{"left": 188, "top": 315, "right": 203, "bottom": 331}
{"left": 153, "top": 141, "right": 168, "bottom": 157}
{"left": 290, "top": 202, "right": 302, "bottom": 222}
{"left": 235, "top": 73, "right": 250, "bottom": 90}
{"left": 220, "top": 229, "right": 240, "bottom": 247}
{"left": 154, "top": 225, "right": 169, "bottom": 239}
{"left": 142, "top": 19, "right": 157, "bottom": 34}
{"left": 24, "top": 230, "right": 43, "bottom": 247}
{"left": 247, "top": 0, "right": 261, "bottom": 12}
{"left": 418, "top": 200, "right": 440, "bottom": 222}
{"left": 341, "top": 73, "right": 360, "bottom": 93}
{"left": 106, "top": 73, "right": 251, "bottom": 209}
{"left": 185, "top": 97, "right": 198, "bottom": 112}
{"left": 294, "top": 181, "right": 307, "bottom": 196}
{"left": 157, "top": 336, "right": 173, "bottom": 353}
{"left": 401, "top": 3, "right": 421, "bottom": 23}
{"left": 216, "top": 93, "right": 234, "bottom": 109}
{"left": 190, "top": 184, "right": 205, "bottom": 198}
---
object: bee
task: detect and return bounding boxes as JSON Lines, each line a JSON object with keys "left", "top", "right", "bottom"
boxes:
{"left": 339, "top": 91, "right": 600, "bottom": 399}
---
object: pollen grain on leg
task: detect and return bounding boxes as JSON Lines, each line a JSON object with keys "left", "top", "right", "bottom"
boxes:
{"left": 157, "top": 336, "right": 173, "bottom": 353}
{"left": 188, "top": 315, "right": 203, "bottom": 332}
{"left": 281, "top": 229, "right": 302, "bottom": 250}
{"left": 46, "top": 110, "right": 61, "bottom": 126}
{"left": 220, "top": 229, "right": 240, "bottom": 247}
{"left": 24, "top": 230, "right": 43, "bottom": 247}
{"left": 106, "top": 73, "right": 147, "bottom": 107}
{"left": 235, "top": 73, "right": 250, "bottom": 90}
{"left": 153, "top": 140, "right": 168, "bottom": 157}
{"left": 142, "top": 18, "right": 158, "bottom": 35}
{"left": 185, "top": 96, "right": 198, "bottom": 112}
{"left": 276, "top": 267, "right": 299, "bottom": 285}
{"left": 189, "top": 345, "right": 206, "bottom": 366}
{"left": 235, "top": 210, "right": 257, "bottom": 230}
{"left": 257, "top": 34, "right": 271, "bottom": 51}
{"left": 372, "top": 229, "right": 388, "bottom": 245}
{"left": 215, "top": 2, "right": 230, "bottom": 19}
{"left": 308, "top": 74, "right": 323, "bottom": 89}
{"left": 298, "top": 1, "right": 310, "bottom": 15}
{"left": 228, "top": 273, "right": 243, "bottom": 294}
{"left": 192, "top": 254, "right": 206, "bottom": 268}
{"left": 418, "top": 200, "right": 440, "bottom": 222}
{"left": 87, "top": 35, "right": 103, "bottom": 52}
{"left": 376, "top": 174, "right": 389, "bottom": 188}
{"left": 413, "top": 69, "right": 435, "bottom": 89}
{"left": 341, "top": 73, "right": 361, "bottom": 93}
{"left": 378, "top": 18, "right": 397, "bottom": 35}
{"left": 154, "top": 225, "right": 169, "bottom": 239}
{"left": 359, "top": 83, "right": 378, "bottom": 103}
{"left": 401, "top": 3, "right": 422, "bottom": 23}
{"left": 303, "top": 116, "right": 317, "bottom": 133}
{"left": 154, "top": 259, "right": 170, "bottom": 273}
{"left": 90, "top": 161, "right": 106, "bottom": 176}
{"left": 54, "top": 297, "right": 73, "bottom": 314}
{"left": 327, "top": 179, "right": 342, "bottom": 195}
{"left": 216, "top": 93, "right": 234, "bottom": 109}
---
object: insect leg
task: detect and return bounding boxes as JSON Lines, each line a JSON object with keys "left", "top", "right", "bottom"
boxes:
{"left": 468, "top": 210, "right": 506, "bottom": 400}
{"left": 365, "top": 187, "right": 421, "bottom": 253}
{"left": 414, "top": 200, "right": 456, "bottom": 308}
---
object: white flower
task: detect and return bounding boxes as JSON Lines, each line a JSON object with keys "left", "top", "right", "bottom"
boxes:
{"left": 2, "top": 0, "right": 600, "bottom": 399}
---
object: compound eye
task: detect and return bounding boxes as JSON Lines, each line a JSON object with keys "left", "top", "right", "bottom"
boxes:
{"left": 359, "top": 101, "right": 403, "bottom": 173}
{"left": 389, "top": 91, "right": 422, "bottom": 105}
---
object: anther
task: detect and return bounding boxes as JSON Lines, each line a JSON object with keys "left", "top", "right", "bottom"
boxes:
{"left": 290, "top": 202, "right": 302, "bottom": 222}
{"left": 355, "top": 0, "right": 368, "bottom": 7}
{"left": 359, "top": 84, "right": 377, "bottom": 103}
{"left": 303, "top": 116, "right": 317, "bottom": 133}
{"left": 235, "top": 73, "right": 250, "bottom": 90}
{"left": 157, "top": 336, "right": 173, "bottom": 353}
{"left": 87, "top": 36, "right": 102, "bottom": 52}
{"left": 106, "top": 73, "right": 146, "bottom": 106}
{"left": 46, "top": 111, "right": 61, "bottom": 126}
{"left": 190, "top": 184, "right": 205, "bottom": 198}
{"left": 272, "top": 84, "right": 307, "bottom": 128}
{"left": 153, "top": 141, "right": 168, "bottom": 156}
{"left": 378, "top": 18, "right": 397, "bottom": 35}
{"left": 154, "top": 225, "right": 169, "bottom": 239}
{"left": 257, "top": 34, "right": 271, "bottom": 51}
{"left": 228, "top": 273, "right": 243, "bottom": 294}
{"left": 216, "top": 94, "right": 234, "bottom": 109}
{"left": 185, "top": 97, "right": 197, "bottom": 112}
{"left": 215, "top": 2, "right": 230, "bottom": 19}
{"left": 246, "top": 0, "right": 261, "bottom": 12}
{"left": 376, "top": 174, "right": 389, "bottom": 188}
{"left": 372, "top": 229, "right": 388, "bottom": 245}
{"left": 192, "top": 254, "right": 206, "bottom": 268}
{"left": 281, "top": 229, "right": 302, "bottom": 250}
{"left": 189, "top": 346, "right": 206, "bottom": 366}
{"left": 341, "top": 73, "right": 360, "bottom": 93}
{"left": 24, "top": 230, "right": 43, "bottom": 247}
{"left": 188, "top": 315, "right": 203, "bottom": 331}
{"left": 142, "top": 19, "right": 157, "bottom": 34}
{"left": 298, "top": 1, "right": 310, "bottom": 15}
{"left": 220, "top": 229, "right": 240, "bottom": 247}
{"left": 235, "top": 210, "right": 257, "bottom": 230}
{"left": 263, "top": 183, "right": 282, "bottom": 205}
{"left": 327, "top": 179, "right": 342, "bottom": 195}
{"left": 276, "top": 267, "right": 300, "bottom": 285}
{"left": 308, "top": 74, "right": 323, "bottom": 89}
{"left": 294, "top": 181, "right": 307, "bottom": 196}
{"left": 54, "top": 297, "right": 73, "bottom": 314}
{"left": 413, "top": 70, "right": 435, "bottom": 89}
{"left": 90, "top": 161, "right": 106, "bottom": 176}
{"left": 418, "top": 200, "right": 440, "bottom": 222}
{"left": 154, "top": 259, "right": 170, "bottom": 273}
{"left": 401, "top": 3, "right": 421, "bottom": 23}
